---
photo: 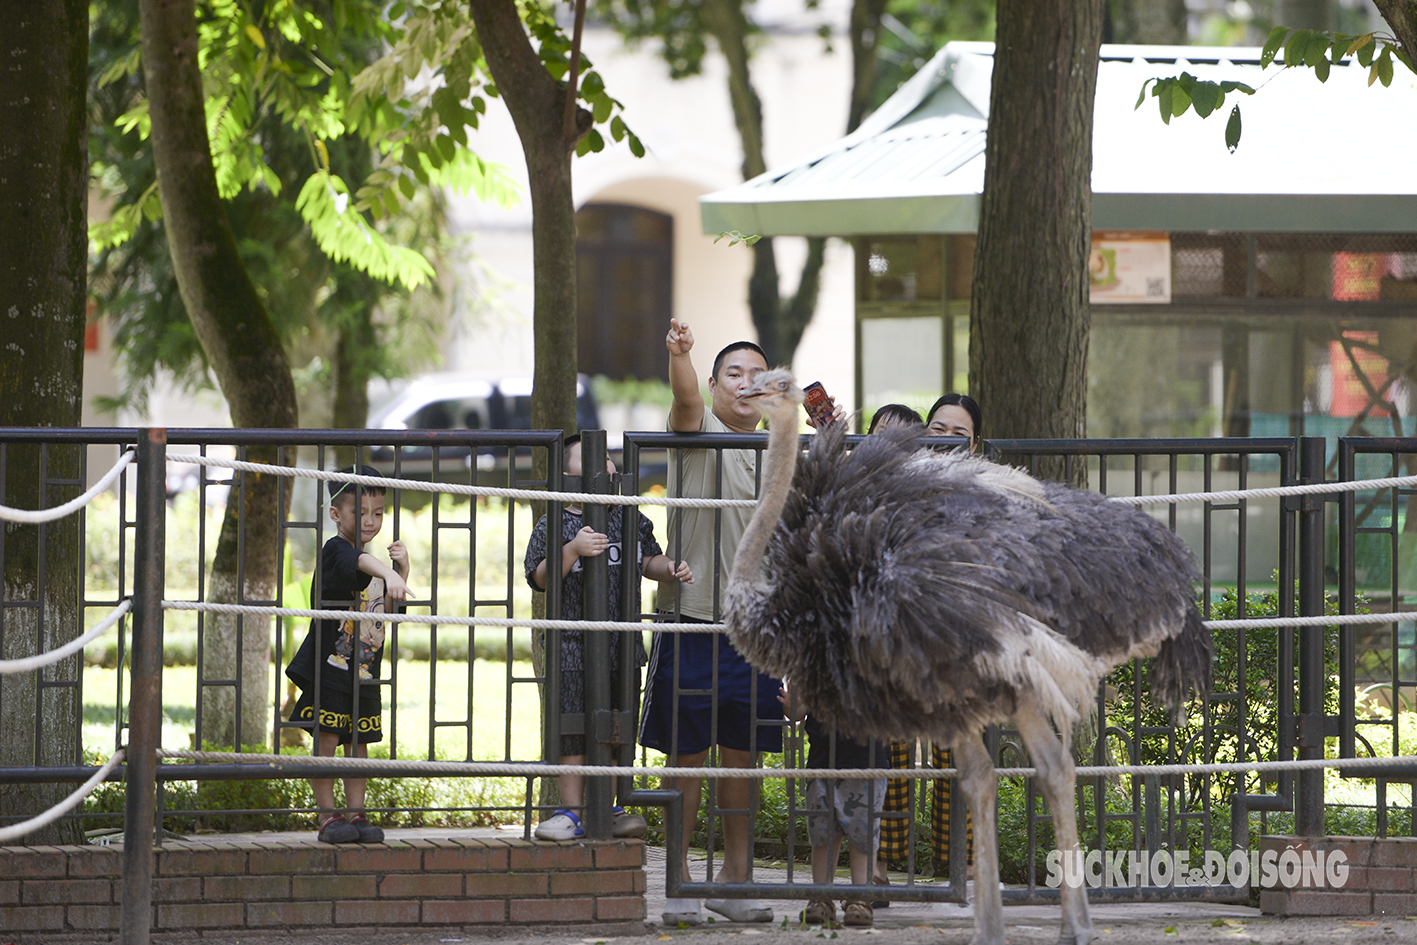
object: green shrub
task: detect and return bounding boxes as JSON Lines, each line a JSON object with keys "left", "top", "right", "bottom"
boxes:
{"left": 80, "top": 742, "right": 528, "bottom": 835}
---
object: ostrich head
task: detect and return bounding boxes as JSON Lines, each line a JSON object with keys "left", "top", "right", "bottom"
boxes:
{"left": 735, "top": 368, "right": 804, "bottom": 427}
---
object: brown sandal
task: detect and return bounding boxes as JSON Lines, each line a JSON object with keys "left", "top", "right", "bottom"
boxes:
{"left": 800, "top": 899, "right": 836, "bottom": 927}
{"left": 842, "top": 899, "right": 874, "bottom": 927}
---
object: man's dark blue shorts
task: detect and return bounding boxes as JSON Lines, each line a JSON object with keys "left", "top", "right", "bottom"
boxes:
{"left": 638, "top": 616, "right": 784, "bottom": 756}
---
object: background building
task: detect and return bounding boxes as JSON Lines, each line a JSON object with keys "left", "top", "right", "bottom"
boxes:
{"left": 703, "top": 41, "right": 1417, "bottom": 443}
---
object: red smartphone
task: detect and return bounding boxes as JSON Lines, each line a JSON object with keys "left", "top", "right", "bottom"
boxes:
{"left": 803, "top": 381, "right": 835, "bottom": 428}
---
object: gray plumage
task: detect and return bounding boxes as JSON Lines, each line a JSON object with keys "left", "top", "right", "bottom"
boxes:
{"left": 723, "top": 370, "right": 1211, "bottom": 945}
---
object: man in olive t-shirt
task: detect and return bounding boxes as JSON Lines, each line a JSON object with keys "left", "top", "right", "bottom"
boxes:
{"left": 638, "top": 319, "right": 783, "bottom": 926}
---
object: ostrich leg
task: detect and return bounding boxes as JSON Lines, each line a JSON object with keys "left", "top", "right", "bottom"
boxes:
{"left": 952, "top": 732, "right": 1005, "bottom": 945}
{"left": 1013, "top": 705, "right": 1093, "bottom": 945}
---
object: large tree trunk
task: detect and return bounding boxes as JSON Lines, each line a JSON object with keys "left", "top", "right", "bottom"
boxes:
{"left": 468, "top": 0, "right": 589, "bottom": 812}
{"left": 1373, "top": 0, "right": 1417, "bottom": 65}
{"left": 140, "top": 0, "right": 299, "bottom": 750}
{"left": 699, "top": 0, "right": 825, "bottom": 369}
{"left": 969, "top": 0, "right": 1103, "bottom": 483}
{"left": 0, "top": 0, "right": 89, "bottom": 845}
{"left": 469, "top": 0, "right": 585, "bottom": 439}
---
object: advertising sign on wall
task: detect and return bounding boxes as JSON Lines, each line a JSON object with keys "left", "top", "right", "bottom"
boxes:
{"left": 1090, "top": 231, "right": 1171, "bottom": 304}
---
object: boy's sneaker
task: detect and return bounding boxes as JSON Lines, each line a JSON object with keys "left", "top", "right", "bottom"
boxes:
{"left": 316, "top": 815, "right": 360, "bottom": 844}
{"left": 534, "top": 809, "right": 584, "bottom": 841}
{"left": 349, "top": 814, "right": 384, "bottom": 843}
{"left": 611, "top": 806, "right": 647, "bottom": 838}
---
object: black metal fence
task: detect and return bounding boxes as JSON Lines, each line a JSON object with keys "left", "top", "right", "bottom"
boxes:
{"left": 2, "top": 427, "right": 1415, "bottom": 926}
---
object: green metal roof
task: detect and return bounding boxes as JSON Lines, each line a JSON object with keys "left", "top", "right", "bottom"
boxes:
{"left": 700, "top": 41, "right": 1417, "bottom": 236}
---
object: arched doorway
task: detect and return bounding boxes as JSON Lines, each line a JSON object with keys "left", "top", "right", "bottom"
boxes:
{"left": 575, "top": 203, "right": 673, "bottom": 381}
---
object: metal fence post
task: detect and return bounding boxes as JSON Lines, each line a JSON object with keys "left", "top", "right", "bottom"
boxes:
{"left": 581, "top": 430, "right": 612, "bottom": 840}
{"left": 121, "top": 429, "right": 167, "bottom": 945}
{"left": 1295, "top": 436, "right": 1326, "bottom": 836}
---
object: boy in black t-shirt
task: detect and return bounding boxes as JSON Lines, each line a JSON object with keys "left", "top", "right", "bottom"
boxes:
{"left": 286, "top": 466, "right": 411, "bottom": 844}
{"left": 524, "top": 434, "right": 693, "bottom": 841}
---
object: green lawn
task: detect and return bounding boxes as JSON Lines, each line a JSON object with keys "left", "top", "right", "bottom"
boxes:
{"left": 81, "top": 658, "right": 543, "bottom": 762}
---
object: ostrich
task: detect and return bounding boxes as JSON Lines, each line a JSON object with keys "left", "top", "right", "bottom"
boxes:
{"left": 723, "top": 370, "right": 1211, "bottom": 945}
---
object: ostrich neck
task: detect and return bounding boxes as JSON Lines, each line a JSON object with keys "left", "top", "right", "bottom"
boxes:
{"left": 730, "top": 412, "right": 801, "bottom": 588}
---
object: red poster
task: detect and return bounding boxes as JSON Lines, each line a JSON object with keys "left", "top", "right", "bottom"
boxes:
{"left": 1329, "top": 330, "right": 1392, "bottom": 417}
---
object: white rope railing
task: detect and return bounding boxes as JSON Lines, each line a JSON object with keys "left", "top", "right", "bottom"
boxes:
{"left": 160, "top": 600, "right": 724, "bottom": 633}
{"left": 1203, "top": 611, "right": 1402, "bottom": 630}
{"left": 163, "top": 453, "right": 756, "bottom": 508}
{"left": 161, "top": 599, "right": 1409, "bottom": 634}
{"left": 166, "top": 445, "right": 1417, "bottom": 510}
{"left": 0, "top": 450, "right": 134, "bottom": 524}
{"left": 0, "top": 600, "right": 132, "bottom": 675}
{"left": 1112, "top": 472, "right": 1417, "bottom": 506}
{"left": 0, "top": 750, "right": 125, "bottom": 843}
{"left": 154, "top": 748, "right": 1417, "bottom": 783}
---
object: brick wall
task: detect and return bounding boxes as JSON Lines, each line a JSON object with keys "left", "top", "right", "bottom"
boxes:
{"left": 1260, "top": 835, "right": 1417, "bottom": 916}
{"left": 0, "top": 836, "right": 645, "bottom": 939}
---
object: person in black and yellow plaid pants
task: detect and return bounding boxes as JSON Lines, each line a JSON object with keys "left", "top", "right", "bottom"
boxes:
{"left": 877, "top": 741, "right": 972, "bottom": 891}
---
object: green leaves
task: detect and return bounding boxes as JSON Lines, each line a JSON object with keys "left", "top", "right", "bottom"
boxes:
{"left": 1260, "top": 26, "right": 1288, "bottom": 68}
{"left": 1188, "top": 79, "right": 1223, "bottom": 118}
{"left": 1224, "top": 104, "right": 1242, "bottom": 153}
{"left": 1371, "top": 46, "right": 1395, "bottom": 87}
{"left": 1263, "top": 26, "right": 1410, "bottom": 86}
{"left": 92, "top": 0, "right": 641, "bottom": 295}
{"left": 1137, "top": 73, "right": 1254, "bottom": 144}
{"left": 1280, "top": 29, "right": 1336, "bottom": 70}
{"left": 296, "top": 172, "right": 435, "bottom": 291}
{"left": 714, "top": 230, "right": 762, "bottom": 247}
{"left": 88, "top": 182, "right": 162, "bottom": 252}
{"left": 1141, "top": 24, "right": 1414, "bottom": 152}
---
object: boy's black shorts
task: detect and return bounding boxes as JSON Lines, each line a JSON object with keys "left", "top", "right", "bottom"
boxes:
{"left": 290, "top": 686, "right": 384, "bottom": 745}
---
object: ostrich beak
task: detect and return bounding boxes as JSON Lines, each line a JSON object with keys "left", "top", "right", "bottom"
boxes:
{"left": 737, "top": 374, "right": 781, "bottom": 402}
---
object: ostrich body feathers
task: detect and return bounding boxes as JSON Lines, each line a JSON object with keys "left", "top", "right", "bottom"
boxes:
{"left": 723, "top": 422, "right": 1212, "bottom": 747}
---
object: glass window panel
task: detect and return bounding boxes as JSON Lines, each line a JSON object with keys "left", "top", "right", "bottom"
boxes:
{"left": 860, "top": 316, "right": 943, "bottom": 419}
{"left": 858, "top": 237, "right": 942, "bottom": 302}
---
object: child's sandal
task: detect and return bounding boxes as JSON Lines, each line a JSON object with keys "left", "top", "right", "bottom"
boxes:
{"left": 842, "top": 899, "right": 874, "bottom": 927}
{"left": 800, "top": 899, "right": 836, "bottom": 927}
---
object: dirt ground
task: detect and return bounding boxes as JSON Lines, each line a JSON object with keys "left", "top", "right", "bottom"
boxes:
{"left": 18, "top": 907, "right": 1417, "bottom": 945}
{"left": 16, "top": 918, "right": 1417, "bottom": 945}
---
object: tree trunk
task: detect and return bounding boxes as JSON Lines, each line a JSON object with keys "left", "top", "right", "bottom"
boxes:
{"left": 331, "top": 312, "right": 376, "bottom": 435}
{"left": 469, "top": 0, "right": 585, "bottom": 439}
{"left": 140, "top": 0, "right": 299, "bottom": 750}
{"left": 847, "top": 0, "right": 890, "bottom": 133}
{"left": 330, "top": 275, "right": 380, "bottom": 468}
{"left": 1107, "top": 0, "right": 1187, "bottom": 45}
{"left": 1275, "top": 0, "right": 1335, "bottom": 32}
{"left": 969, "top": 0, "right": 1103, "bottom": 483}
{"left": 700, "top": 0, "right": 826, "bottom": 369}
{"left": 1373, "top": 0, "right": 1417, "bottom": 66}
{"left": 468, "top": 0, "right": 591, "bottom": 813}
{"left": 0, "top": 0, "right": 89, "bottom": 845}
